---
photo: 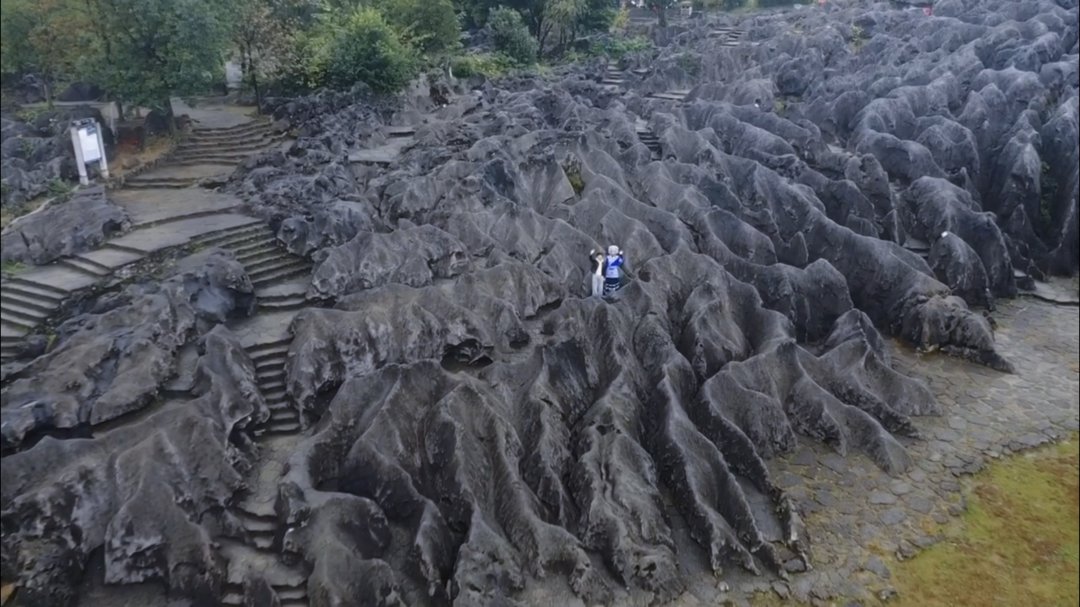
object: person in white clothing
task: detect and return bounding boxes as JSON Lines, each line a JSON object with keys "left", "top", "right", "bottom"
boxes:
{"left": 603, "top": 245, "right": 625, "bottom": 297}
{"left": 588, "top": 249, "right": 606, "bottom": 297}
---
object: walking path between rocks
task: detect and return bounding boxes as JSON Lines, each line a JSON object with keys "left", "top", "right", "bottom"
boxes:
{"left": 686, "top": 293, "right": 1077, "bottom": 606}
{"left": 0, "top": 107, "right": 300, "bottom": 363}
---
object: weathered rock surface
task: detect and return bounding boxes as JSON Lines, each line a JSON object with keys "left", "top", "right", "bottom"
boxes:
{"left": 1, "top": 106, "right": 112, "bottom": 207}
{"left": 3, "top": 0, "right": 1078, "bottom": 604}
{"left": 0, "top": 186, "right": 130, "bottom": 265}
{"left": 0, "top": 249, "right": 254, "bottom": 450}
{"left": 0, "top": 326, "right": 266, "bottom": 606}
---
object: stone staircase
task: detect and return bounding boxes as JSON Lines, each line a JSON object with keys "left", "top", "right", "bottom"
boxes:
{"left": 171, "top": 121, "right": 277, "bottom": 166}
{"left": 638, "top": 130, "right": 662, "bottom": 159}
{"left": 125, "top": 119, "right": 279, "bottom": 189}
{"left": 647, "top": 89, "right": 692, "bottom": 102}
{"left": 709, "top": 26, "right": 746, "bottom": 47}
{"left": 601, "top": 62, "right": 627, "bottom": 87}
{"left": 218, "top": 337, "right": 309, "bottom": 605}
{"left": 247, "top": 338, "right": 301, "bottom": 436}
{"left": 189, "top": 223, "right": 311, "bottom": 302}
{"left": 348, "top": 125, "right": 417, "bottom": 166}
{"left": 219, "top": 541, "right": 308, "bottom": 607}
{"left": 0, "top": 278, "right": 68, "bottom": 362}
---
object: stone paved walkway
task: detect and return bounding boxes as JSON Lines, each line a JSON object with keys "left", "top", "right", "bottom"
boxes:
{"left": 716, "top": 291, "right": 1079, "bottom": 605}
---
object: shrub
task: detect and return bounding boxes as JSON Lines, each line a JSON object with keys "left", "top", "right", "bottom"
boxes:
{"left": 610, "top": 7, "right": 630, "bottom": 32}
{"left": 378, "top": 0, "right": 461, "bottom": 54}
{"left": 488, "top": 7, "right": 538, "bottom": 65}
{"left": 450, "top": 53, "right": 514, "bottom": 78}
{"left": 314, "top": 8, "right": 420, "bottom": 93}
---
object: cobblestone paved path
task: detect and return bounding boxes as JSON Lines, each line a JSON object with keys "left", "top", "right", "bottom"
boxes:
{"left": 721, "top": 292, "right": 1080, "bottom": 605}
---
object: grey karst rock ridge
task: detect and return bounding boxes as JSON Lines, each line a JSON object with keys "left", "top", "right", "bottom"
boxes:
{"left": 1, "top": 186, "right": 131, "bottom": 266}
{"left": 0, "top": 0, "right": 1077, "bottom": 604}
{"left": 275, "top": 250, "right": 937, "bottom": 605}
{"left": 0, "top": 107, "right": 113, "bottom": 207}
{"left": 0, "top": 249, "right": 255, "bottom": 450}
{"left": 0, "top": 326, "right": 268, "bottom": 607}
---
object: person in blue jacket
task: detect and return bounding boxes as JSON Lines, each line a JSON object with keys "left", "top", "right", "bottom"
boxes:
{"left": 603, "top": 245, "right": 624, "bottom": 297}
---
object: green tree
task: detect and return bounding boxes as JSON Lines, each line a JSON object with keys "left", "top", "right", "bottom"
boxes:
{"left": 312, "top": 7, "right": 420, "bottom": 92}
{"left": 378, "top": 0, "right": 461, "bottom": 55}
{"left": 457, "top": 0, "right": 611, "bottom": 58}
{"left": 488, "top": 6, "right": 538, "bottom": 64}
{"left": 82, "top": 0, "right": 231, "bottom": 124}
{"left": 646, "top": 0, "right": 675, "bottom": 26}
{"left": 231, "top": 0, "right": 302, "bottom": 111}
{"left": 0, "top": 0, "right": 88, "bottom": 105}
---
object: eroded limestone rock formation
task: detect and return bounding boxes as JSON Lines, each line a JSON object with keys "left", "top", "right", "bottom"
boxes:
{"left": 2, "top": 0, "right": 1077, "bottom": 603}
{"left": 0, "top": 249, "right": 254, "bottom": 450}
{"left": 0, "top": 186, "right": 130, "bottom": 266}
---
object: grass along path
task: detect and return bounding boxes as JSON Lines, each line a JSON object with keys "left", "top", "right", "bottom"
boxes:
{"left": 891, "top": 433, "right": 1079, "bottom": 607}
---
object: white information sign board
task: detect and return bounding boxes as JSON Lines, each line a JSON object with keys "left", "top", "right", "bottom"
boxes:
{"left": 70, "top": 119, "right": 109, "bottom": 185}
{"left": 78, "top": 126, "right": 101, "bottom": 163}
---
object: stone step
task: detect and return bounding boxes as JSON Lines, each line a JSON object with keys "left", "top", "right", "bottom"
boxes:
{"left": 601, "top": 78, "right": 625, "bottom": 85}
{"left": 255, "top": 358, "right": 286, "bottom": 373}
{"left": 278, "top": 587, "right": 307, "bottom": 602}
{"left": 257, "top": 373, "right": 286, "bottom": 388}
{"left": 648, "top": 92, "right": 690, "bottom": 101}
{"left": 55, "top": 256, "right": 112, "bottom": 278}
{"left": 258, "top": 419, "right": 302, "bottom": 435}
{"left": 171, "top": 149, "right": 267, "bottom": 164}
{"left": 237, "top": 248, "right": 289, "bottom": 268}
{"left": 245, "top": 254, "right": 301, "bottom": 275}
{"left": 251, "top": 262, "right": 311, "bottom": 287}
{"left": 191, "top": 121, "right": 271, "bottom": 137}
{"left": 0, "top": 315, "right": 34, "bottom": 332}
{"left": 221, "top": 588, "right": 307, "bottom": 607}
{"left": 237, "top": 512, "right": 278, "bottom": 535}
{"left": 171, "top": 151, "right": 264, "bottom": 165}
{"left": 0, "top": 291, "right": 56, "bottom": 315}
{"left": 99, "top": 242, "right": 149, "bottom": 257}
{"left": 176, "top": 137, "right": 273, "bottom": 154}
{"left": 123, "top": 179, "right": 193, "bottom": 190}
{"left": 246, "top": 338, "right": 290, "bottom": 354}
{"left": 0, "top": 282, "right": 65, "bottom": 304}
{"left": 256, "top": 280, "right": 309, "bottom": 302}
{"left": 386, "top": 126, "right": 416, "bottom": 137}
{"left": 249, "top": 348, "right": 289, "bottom": 365}
{"left": 0, "top": 300, "right": 51, "bottom": 324}
{"left": 3, "top": 276, "right": 69, "bottom": 298}
{"left": 269, "top": 409, "right": 300, "bottom": 424}
{"left": 267, "top": 400, "right": 293, "bottom": 413}
{"left": 250, "top": 534, "right": 275, "bottom": 551}
{"left": 261, "top": 377, "right": 286, "bottom": 391}
{"left": 75, "top": 247, "right": 144, "bottom": 271}
{"left": 206, "top": 232, "right": 277, "bottom": 254}
{"left": 185, "top": 128, "right": 272, "bottom": 145}
{"left": 123, "top": 173, "right": 194, "bottom": 186}
{"left": 229, "top": 240, "right": 280, "bottom": 259}
{"left": 259, "top": 297, "right": 308, "bottom": 311}
{"left": 194, "top": 223, "right": 273, "bottom": 249}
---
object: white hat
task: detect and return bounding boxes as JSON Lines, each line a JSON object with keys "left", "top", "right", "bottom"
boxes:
{"left": 608, "top": 245, "right": 619, "bottom": 256}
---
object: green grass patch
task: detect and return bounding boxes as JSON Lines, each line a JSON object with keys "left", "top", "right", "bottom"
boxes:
{"left": 1, "top": 260, "right": 27, "bottom": 275}
{"left": 891, "top": 434, "right": 1079, "bottom": 607}
{"left": 450, "top": 53, "right": 518, "bottom": 79}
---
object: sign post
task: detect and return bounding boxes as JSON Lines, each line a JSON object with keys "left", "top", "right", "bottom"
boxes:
{"left": 69, "top": 118, "right": 109, "bottom": 186}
